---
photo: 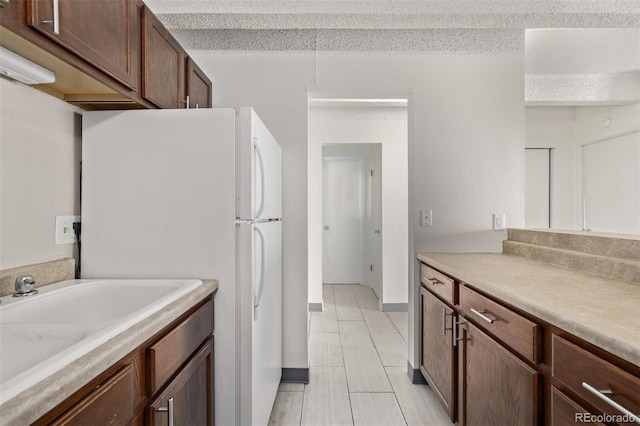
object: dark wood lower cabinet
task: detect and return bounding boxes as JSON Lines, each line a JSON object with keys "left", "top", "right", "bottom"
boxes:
{"left": 417, "top": 259, "right": 640, "bottom": 426}
{"left": 51, "top": 364, "right": 135, "bottom": 426}
{"left": 148, "top": 338, "right": 213, "bottom": 426}
{"left": 420, "top": 286, "right": 456, "bottom": 421}
{"left": 33, "top": 296, "right": 215, "bottom": 426}
{"left": 458, "top": 320, "right": 539, "bottom": 426}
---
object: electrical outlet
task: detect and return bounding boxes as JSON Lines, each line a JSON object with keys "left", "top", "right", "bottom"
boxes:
{"left": 421, "top": 209, "right": 433, "bottom": 227}
{"left": 55, "top": 215, "right": 80, "bottom": 245}
{"left": 493, "top": 213, "right": 506, "bottom": 231}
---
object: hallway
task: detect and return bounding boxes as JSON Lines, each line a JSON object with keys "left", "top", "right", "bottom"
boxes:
{"left": 268, "top": 284, "right": 451, "bottom": 425}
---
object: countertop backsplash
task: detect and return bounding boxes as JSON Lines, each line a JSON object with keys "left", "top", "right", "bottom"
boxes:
{"left": 0, "top": 258, "right": 75, "bottom": 297}
{"left": 503, "top": 228, "right": 640, "bottom": 284}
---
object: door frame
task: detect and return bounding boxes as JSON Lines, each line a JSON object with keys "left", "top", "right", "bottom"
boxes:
{"left": 307, "top": 95, "right": 409, "bottom": 315}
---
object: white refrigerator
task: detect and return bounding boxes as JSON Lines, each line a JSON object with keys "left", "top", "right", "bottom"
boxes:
{"left": 81, "top": 107, "right": 282, "bottom": 426}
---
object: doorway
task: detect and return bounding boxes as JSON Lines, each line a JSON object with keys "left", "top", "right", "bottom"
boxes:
{"left": 322, "top": 145, "right": 383, "bottom": 299}
{"left": 307, "top": 96, "right": 408, "bottom": 313}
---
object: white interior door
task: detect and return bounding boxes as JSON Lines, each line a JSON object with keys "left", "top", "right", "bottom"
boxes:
{"left": 582, "top": 133, "right": 640, "bottom": 234}
{"left": 525, "top": 148, "right": 550, "bottom": 228}
{"left": 323, "top": 157, "right": 365, "bottom": 284}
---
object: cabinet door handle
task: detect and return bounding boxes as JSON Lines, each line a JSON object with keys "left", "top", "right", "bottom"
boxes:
{"left": 155, "top": 397, "right": 175, "bottom": 426}
{"left": 425, "top": 277, "right": 442, "bottom": 285}
{"left": 442, "top": 308, "right": 453, "bottom": 335}
{"left": 581, "top": 382, "right": 640, "bottom": 424}
{"left": 452, "top": 318, "right": 464, "bottom": 347}
{"left": 41, "top": 0, "right": 60, "bottom": 34}
{"left": 181, "top": 95, "right": 190, "bottom": 109}
{"left": 470, "top": 308, "right": 496, "bottom": 324}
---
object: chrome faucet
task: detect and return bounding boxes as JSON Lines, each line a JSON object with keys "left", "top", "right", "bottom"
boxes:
{"left": 14, "top": 275, "right": 38, "bottom": 297}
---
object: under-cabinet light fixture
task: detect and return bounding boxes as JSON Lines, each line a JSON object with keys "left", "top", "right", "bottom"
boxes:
{"left": 0, "top": 46, "right": 55, "bottom": 85}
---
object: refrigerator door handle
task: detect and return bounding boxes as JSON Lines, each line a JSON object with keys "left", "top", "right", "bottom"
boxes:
{"left": 254, "top": 138, "right": 266, "bottom": 219}
{"left": 253, "top": 225, "right": 266, "bottom": 319}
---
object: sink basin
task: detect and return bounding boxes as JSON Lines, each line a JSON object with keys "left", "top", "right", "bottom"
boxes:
{"left": 1, "top": 280, "right": 191, "bottom": 325}
{"left": 0, "top": 324, "right": 91, "bottom": 384}
{"left": 0, "top": 278, "right": 202, "bottom": 405}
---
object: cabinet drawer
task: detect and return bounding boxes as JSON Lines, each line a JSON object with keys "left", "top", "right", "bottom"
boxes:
{"left": 551, "top": 387, "right": 605, "bottom": 426}
{"left": 552, "top": 335, "right": 640, "bottom": 423}
{"left": 52, "top": 364, "right": 134, "bottom": 426}
{"left": 147, "top": 298, "right": 214, "bottom": 394}
{"left": 420, "top": 263, "right": 455, "bottom": 304}
{"left": 459, "top": 285, "right": 540, "bottom": 363}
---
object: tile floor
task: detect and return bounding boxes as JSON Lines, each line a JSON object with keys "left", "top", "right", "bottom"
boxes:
{"left": 268, "top": 284, "right": 452, "bottom": 426}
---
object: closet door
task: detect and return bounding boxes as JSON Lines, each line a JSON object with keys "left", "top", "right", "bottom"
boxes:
{"left": 583, "top": 133, "right": 640, "bottom": 234}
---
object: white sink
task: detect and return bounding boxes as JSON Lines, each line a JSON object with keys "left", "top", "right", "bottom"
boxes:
{"left": 1, "top": 280, "right": 190, "bottom": 324}
{"left": 0, "top": 279, "right": 202, "bottom": 405}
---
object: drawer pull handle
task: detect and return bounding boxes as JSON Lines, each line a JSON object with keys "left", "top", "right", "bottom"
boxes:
{"left": 425, "top": 277, "right": 442, "bottom": 285}
{"left": 470, "top": 308, "right": 496, "bottom": 324}
{"left": 582, "top": 382, "right": 640, "bottom": 424}
{"left": 155, "top": 397, "right": 175, "bottom": 426}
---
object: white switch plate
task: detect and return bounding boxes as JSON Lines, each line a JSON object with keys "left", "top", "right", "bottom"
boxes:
{"left": 493, "top": 213, "right": 506, "bottom": 231}
{"left": 55, "top": 215, "right": 80, "bottom": 245}
{"left": 421, "top": 209, "right": 433, "bottom": 227}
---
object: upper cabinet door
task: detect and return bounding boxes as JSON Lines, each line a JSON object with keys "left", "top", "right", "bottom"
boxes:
{"left": 141, "top": 5, "right": 185, "bottom": 109}
{"left": 186, "top": 57, "right": 212, "bottom": 109}
{"left": 28, "top": 0, "right": 139, "bottom": 89}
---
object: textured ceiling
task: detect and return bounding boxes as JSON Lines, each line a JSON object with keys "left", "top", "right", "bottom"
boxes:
{"left": 145, "top": 0, "right": 640, "bottom": 103}
{"left": 146, "top": 1, "right": 639, "bottom": 30}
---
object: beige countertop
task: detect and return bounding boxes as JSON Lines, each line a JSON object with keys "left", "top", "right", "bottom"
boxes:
{"left": 417, "top": 253, "right": 640, "bottom": 366}
{"left": 0, "top": 279, "right": 218, "bottom": 425}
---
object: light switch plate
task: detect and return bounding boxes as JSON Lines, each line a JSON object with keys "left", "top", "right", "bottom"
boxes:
{"left": 55, "top": 215, "right": 80, "bottom": 245}
{"left": 421, "top": 209, "right": 433, "bottom": 227}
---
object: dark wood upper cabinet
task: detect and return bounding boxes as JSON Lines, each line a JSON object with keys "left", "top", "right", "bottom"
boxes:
{"left": 186, "top": 56, "right": 212, "bottom": 109}
{"left": 3, "top": 1, "right": 212, "bottom": 109}
{"left": 141, "top": 5, "right": 185, "bottom": 109}
{"left": 27, "top": 0, "right": 139, "bottom": 90}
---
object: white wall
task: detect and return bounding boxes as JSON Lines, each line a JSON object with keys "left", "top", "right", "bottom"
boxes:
{"left": 575, "top": 104, "right": 640, "bottom": 143}
{"left": 525, "top": 107, "right": 578, "bottom": 228}
{"left": 525, "top": 103, "right": 640, "bottom": 231}
{"left": 309, "top": 106, "right": 408, "bottom": 307}
{"left": 0, "top": 78, "right": 81, "bottom": 270}
{"left": 191, "top": 50, "right": 525, "bottom": 370}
